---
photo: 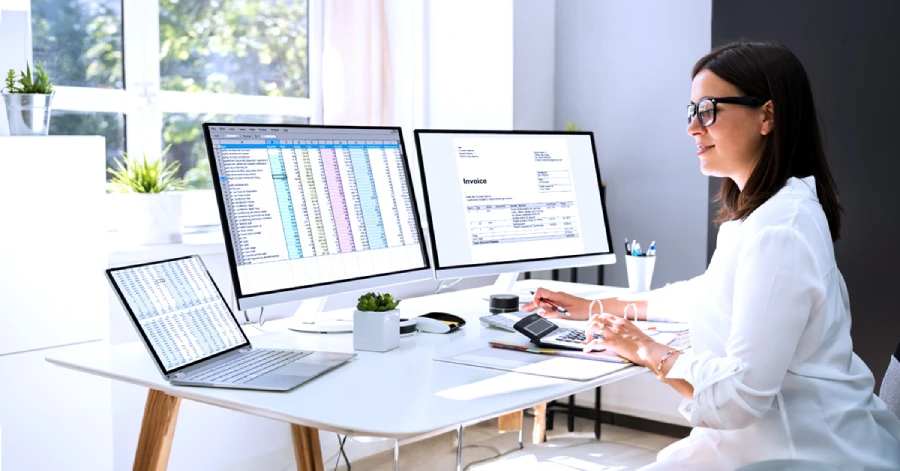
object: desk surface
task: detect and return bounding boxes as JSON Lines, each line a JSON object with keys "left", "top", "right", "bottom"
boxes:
{"left": 47, "top": 280, "right": 643, "bottom": 439}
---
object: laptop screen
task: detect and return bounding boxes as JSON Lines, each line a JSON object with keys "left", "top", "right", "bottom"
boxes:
{"left": 107, "top": 256, "right": 250, "bottom": 374}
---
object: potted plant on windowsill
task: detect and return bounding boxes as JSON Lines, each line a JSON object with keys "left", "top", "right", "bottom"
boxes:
{"left": 353, "top": 293, "right": 401, "bottom": 352}
{"left": 107, "top": 146, "right": 186, "bottom": 245}
{"left": 2, "top": 62, "right": 55, "bottom": 135}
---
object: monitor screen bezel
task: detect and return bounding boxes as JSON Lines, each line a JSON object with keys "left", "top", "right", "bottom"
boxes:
{"left": 413, "top": 129, "right": 615, "bottom": 274}
{"left": 203, "top": 123, "right": 433, "bottom": 309}
{"left": 105, "top": 255, "right": 251, "bottom": 377}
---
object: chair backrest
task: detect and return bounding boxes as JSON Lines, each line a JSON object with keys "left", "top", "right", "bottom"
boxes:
{"left": 879, "top": 343, "right": 900, "bottom": 419}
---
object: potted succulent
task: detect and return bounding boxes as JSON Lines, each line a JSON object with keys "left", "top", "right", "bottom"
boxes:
{"left": 353, "top": 292, "right": 401, "bottom": 352}
{"left": 107, "top": 146, "right": 186, "bottom": 245}
{"left": 2, "top": 62, "right": 55, "bottom": 135}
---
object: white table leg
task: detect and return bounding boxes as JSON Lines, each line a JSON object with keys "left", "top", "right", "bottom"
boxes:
{"left": 457, "top": 425, "right": 464, "bottom": 471}
{"left": 393, "top": 439, "right": 400, "bottom": 471}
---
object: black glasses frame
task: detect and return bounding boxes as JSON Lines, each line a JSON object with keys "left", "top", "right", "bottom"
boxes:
{"left": 688, "top": 96, "right": 767, "bottom": 127}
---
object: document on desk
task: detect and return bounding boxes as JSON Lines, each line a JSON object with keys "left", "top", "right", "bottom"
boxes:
{"left": 436, "top": 347, "right": 633, "bottom": 381}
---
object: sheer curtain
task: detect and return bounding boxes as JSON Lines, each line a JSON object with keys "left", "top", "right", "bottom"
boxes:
{"left": 322, "top": 0, "right": 394, "bottom": 125}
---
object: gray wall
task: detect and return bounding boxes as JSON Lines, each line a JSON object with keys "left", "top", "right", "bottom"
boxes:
{"left": 709, "top": 0, "right": 900, "bottom": 386}
{"left": 513, "top": 0, "right": 556, "bottom": 131}
{"left": 554, "top": 0, "right": 712, "bottom": 288}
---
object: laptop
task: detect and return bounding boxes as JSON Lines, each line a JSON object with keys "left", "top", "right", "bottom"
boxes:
{"left": 106, "top": 255, "right": 355, "bottom": 391}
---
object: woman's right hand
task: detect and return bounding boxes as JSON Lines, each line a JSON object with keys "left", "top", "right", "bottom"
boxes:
{"left": 521, "top": 288, "right": 591, "bottom": 320}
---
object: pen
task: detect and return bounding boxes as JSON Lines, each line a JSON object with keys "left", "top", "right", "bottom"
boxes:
{"left": 539, "top": 297, "right": 570, "bottom": 316}
{"left": 632, "top": 242, "right": 642, "bottom": 257}
{"left": 648, "top": 241, "right": 656, "bottom": 256}
{"left": 624, "top": 237, "right": 630, "bottom": 253}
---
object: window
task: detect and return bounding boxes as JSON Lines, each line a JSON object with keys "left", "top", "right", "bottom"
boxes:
{"left": 31, "top": 0, "right": 321, "bottom": 230}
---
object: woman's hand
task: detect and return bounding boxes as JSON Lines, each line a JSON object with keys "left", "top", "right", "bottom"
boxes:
{"left": 583, "top": 313, "right": 659, "bottom": 367}
{"left": 521, "top": 288, "right": 591, "bottom": 320}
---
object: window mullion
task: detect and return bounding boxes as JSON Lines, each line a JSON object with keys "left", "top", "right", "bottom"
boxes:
{"left": 308, "top": 0, "right": 323, "bottom": 124}
{"left": 122, "top": 0, "right": 162, "bottom": 159}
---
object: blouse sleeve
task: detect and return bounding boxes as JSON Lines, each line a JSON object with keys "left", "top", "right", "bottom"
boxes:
{"left": 645, "top": 274, "right": 706, "bottom": 323}
{"left": 665, "top": 225, "right": 826, "bottom": 430}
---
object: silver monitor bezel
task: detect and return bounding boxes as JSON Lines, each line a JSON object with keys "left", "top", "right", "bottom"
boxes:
{"left": 413, "top": 129, "right": 616, "bottom": 279}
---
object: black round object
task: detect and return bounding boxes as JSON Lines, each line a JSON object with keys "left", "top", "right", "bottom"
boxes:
{"left": 489, "top": 294, "right": 519, "bottom": 314}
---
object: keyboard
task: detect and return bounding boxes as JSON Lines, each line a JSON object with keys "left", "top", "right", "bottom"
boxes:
{"left": 539, "top": 328, "right": 603, "bottom": 350}
{"left": 480, "top": 312, "right": 529, "bottom": 331}
{"left": 187, "top": 349, "right": 311, "bottom": 384}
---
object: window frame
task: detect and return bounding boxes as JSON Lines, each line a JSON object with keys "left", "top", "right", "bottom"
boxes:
{"left": 35, "top": 0, "right": 323, "bottom": 230}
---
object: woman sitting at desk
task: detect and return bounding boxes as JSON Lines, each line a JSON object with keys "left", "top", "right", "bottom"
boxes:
{"left": 524, "top": 41, "right": 900, "bottom": 470}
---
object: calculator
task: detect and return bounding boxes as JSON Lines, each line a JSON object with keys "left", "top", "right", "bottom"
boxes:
{"left": 512, "top": 313, "right": 603, "bottom": 351}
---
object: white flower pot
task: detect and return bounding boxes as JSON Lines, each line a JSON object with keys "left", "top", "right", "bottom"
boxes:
{"left": 116, "top": 192, "right": 183, "bottom": 245}
{"left": 353, "top": 309, "right": 400, "bottom": 352}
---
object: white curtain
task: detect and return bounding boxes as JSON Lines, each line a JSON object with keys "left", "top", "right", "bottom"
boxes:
{"left": 322, "top": 0, "right": 394, "bottom": 126}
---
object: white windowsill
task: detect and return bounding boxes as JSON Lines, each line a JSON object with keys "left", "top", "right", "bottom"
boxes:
{"left": 107, "top": 229, "right": 227, "bottom": 266}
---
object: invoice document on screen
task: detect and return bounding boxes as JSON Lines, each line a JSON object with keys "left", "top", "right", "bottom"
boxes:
{"left": 454, "top": 136, "right": 587, "bottom": 265}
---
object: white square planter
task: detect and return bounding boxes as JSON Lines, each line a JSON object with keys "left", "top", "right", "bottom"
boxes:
{"left": 114, "top": 192, "right": 184, "bottom": 245}
{"left": 353, "top": 309, "right": 400, "bottom": 352}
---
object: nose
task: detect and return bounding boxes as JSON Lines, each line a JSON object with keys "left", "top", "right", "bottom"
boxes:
{"left": 687, "top": 114, "right": 706, "bottom": 137}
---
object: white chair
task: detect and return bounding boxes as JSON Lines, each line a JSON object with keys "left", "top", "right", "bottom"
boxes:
{"left": 879, "top": 342, "right": 900, "bottom": 419}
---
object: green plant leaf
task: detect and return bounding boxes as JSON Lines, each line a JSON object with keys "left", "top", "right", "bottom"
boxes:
{"left": 356, "top": 292, "right": 401, "bottom": 312}
{"left": 106, "top": 146, "right": 186, "bottom": 193}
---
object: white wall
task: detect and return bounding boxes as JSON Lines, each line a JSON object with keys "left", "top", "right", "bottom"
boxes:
{"left": 427, "top": 0, "right": 515, "bottom": 129}
{"left": 513, "top": 0, "right": 555, "bottom": 131}
{"left": 554, "top": 0, "right": 711, "bottom": 290}
{"left": 554, "top": 0, "right": 711, "bottom": 424}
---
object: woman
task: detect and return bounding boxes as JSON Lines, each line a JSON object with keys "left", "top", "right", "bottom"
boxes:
{"left": 524, "top": 41, "right": 900, "bottom": 470}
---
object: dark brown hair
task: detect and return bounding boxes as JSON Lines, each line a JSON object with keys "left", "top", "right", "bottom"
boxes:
{"left": 693, "top": 40, "right": 842, "bottom": 241}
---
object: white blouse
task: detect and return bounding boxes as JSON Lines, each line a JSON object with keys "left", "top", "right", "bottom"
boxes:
{"left": 641, "top": 176, "right": 900, "bottom": 470}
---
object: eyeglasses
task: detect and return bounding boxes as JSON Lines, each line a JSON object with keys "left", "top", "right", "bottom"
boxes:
{"left": 687, "top": 96, "right": 766, "bottom": 127}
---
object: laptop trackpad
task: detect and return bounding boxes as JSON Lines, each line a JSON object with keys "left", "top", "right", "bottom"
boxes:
{"left": 278, "top": 361, "right": 331, "bottom": 376}
{"left": 247, "top": 374, "right": 308, "bottom": 390}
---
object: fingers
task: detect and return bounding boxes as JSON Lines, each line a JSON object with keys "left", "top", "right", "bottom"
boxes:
{"left": 531, "top": 288, "right": 555, "bottom": 307}
{"left": 521, "top": 301, "right": 538, "bottom": 312}
{"left": 582, "top": 338, "right": 605, "bottom": 353}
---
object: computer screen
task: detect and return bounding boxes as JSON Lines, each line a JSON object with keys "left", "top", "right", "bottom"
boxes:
{"left": 107, "top": 256, "right": 249, "bottom": 374}
{"left": 204, "top": 124, "right": 432, "bottom": 310}
{"left": 414, "top": 130, "right": 614, "bottom": 278}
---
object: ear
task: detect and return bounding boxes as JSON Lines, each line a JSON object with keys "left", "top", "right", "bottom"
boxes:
{"left": 760, "top": 100, "right": 775, "bottom": 136}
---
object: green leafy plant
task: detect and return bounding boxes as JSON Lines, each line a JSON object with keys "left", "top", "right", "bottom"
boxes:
{"left": 3, "top": 62, "right": 54, "bottom": 94}
{"left": 356, "top": 292, "right": 401, "bottom": 312}
{"left": 107, "top": 146, "right": 186, "bottom": 193}
{"left": 565, "top": 121, "right": 583, "bottom": 132}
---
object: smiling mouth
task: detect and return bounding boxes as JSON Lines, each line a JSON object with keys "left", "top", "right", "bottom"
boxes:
{"left": 697, "top": 144, "right": 715, "bottom": 155}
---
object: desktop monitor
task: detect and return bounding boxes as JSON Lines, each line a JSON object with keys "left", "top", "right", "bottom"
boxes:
{"left": 203, "top": 124, "right": 432, "bottom": 330}
{"left": 413, "top": 129, "right": 615, "bottom": 292}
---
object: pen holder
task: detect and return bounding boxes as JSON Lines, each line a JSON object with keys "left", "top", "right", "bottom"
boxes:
{"left": 625, "top": 255, "right": 656, "bottom": 292}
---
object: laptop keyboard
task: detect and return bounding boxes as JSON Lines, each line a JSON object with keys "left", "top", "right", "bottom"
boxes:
{"left": 187, "top": 349, "right": 310, "bottom": 384}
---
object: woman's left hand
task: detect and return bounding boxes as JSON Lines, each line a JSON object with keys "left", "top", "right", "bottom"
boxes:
{"left": 583, "top": 313, "right": 659, "bottom": 367}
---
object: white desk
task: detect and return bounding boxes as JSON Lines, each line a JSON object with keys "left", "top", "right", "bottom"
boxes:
{"left": 47, "top": 280, "right": 643, "bottom": 470}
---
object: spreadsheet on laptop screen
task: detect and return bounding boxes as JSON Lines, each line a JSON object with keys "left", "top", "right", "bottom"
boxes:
{"left": 110, "top": 257, "right": 246, "bottom": 372}
{"left": 205, "top": 125, "right": 427, "bottom": 296}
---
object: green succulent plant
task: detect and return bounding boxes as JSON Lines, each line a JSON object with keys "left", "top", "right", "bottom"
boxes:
{"left": 4, "top": 62, "right": 54, "bottom": 94}
{"left": 356, "top": 292, "right": 401, "bottom": 312}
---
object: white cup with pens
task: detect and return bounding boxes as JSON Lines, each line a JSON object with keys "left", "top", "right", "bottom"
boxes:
{"left": 624, "top": 238, "right": 656, "bottom": 292}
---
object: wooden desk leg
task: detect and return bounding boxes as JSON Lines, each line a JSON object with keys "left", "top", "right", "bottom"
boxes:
{"left": 291, "top": 424, "right": 324, "bottom": 471}
{"left": 497, "top": 410, "right": 523, "bottom": 432}
{"left": 133, "top": 389, "right": 181, "bottom": 471}
{"left": 532, "top": 403, "right": 547, "bottom": 444}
